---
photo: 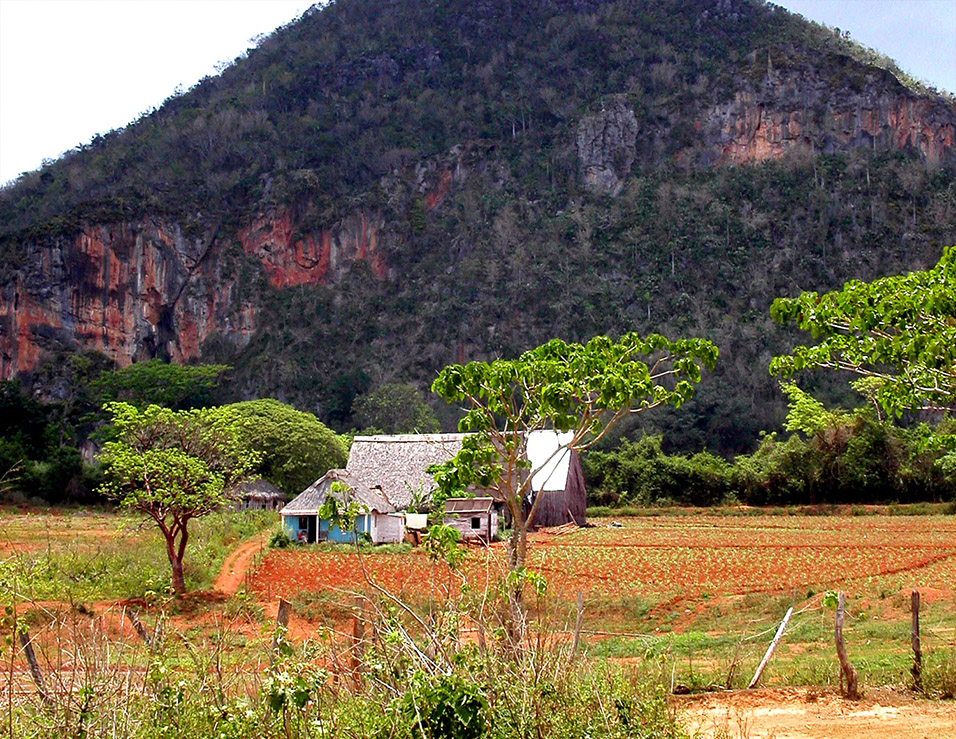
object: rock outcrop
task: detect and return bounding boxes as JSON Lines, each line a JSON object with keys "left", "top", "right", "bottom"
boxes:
{"left": 576, "top": 99, "right": 639, "bottom": 196}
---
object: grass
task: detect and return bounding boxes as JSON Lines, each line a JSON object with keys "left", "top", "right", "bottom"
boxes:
{"left": 0, "top": 507, "right": 276, "bottom": 601}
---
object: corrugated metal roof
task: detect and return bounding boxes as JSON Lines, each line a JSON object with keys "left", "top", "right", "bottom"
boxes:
{"left": 444, "top": 497, "right": 495, "bottom": 514}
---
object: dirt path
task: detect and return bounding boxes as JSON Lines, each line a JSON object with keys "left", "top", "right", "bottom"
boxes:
{"left": 675, "top": 687, "right": 956, "bottom": 738}
{"left": 214, "top": 533, "right": 268, "bottom": 595}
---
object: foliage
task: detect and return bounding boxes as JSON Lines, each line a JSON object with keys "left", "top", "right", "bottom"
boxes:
{"left": 401, "top": 672, "right": 488, "bottom": 739}
{"left": 92, "top": 360, "right": 230, "bottom": 409}
{"left": 770, "top": 247, "right": 956, "bottom": 417}
{"left": 224, "top": 398, "right": 348, "bottom": 495}
{"left": 0, "top": 380, "right": 99, "bottom": 504}
{"left": 353, "top": 382, "right": 440, "bottom": 434}
{"left": 583, "top": 435, "right": 732, "bottom": 507}
{"left": 97, "top": 402, "right": 259, "bottom": 594}
{"left": 422, "top": 523, "right": 465, "bottom": 570}
{"left": 432, "top": 333, "right": 717, "bottom": 570}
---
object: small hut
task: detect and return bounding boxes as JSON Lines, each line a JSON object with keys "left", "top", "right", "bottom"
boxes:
{"left": 443, "top": 497, "right": 498, "bottom": 542}
{"left": 235, "top": 478, "right": 287, "bottom": 511}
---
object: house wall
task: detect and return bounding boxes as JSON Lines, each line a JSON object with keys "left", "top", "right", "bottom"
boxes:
{"left": 444, "top": 510, "right": 497, "bottom": 542}
{"left": 371, "top": 513, "right": 405, "bottom": 543}
{"left": 282, "top": 513, "right": 404, "bottom": 544}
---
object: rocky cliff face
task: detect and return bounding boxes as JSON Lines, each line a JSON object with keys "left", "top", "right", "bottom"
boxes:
{"left": 0, "top": 148, "right": 469, "bottom": 377}
{"left": 699, "top": 57, "right": 956, "bottom": 167}
{"left": 0, "top": 220, "right": 256, "bottom": 376}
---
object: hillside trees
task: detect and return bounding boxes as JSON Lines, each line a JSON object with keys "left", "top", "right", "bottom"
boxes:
{"left": 98, "top": 402, "right": 257, "bottom": 595}
{"left": 431, "top": 333, "right": 718, "bottom": 574}
{"left": 352, "top": 383, "right": 440, "bottom": 434}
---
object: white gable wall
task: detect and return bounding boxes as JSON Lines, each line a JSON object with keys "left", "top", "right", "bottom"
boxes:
{"left": 528, "top": 430, "right": 573, "bottom": 492}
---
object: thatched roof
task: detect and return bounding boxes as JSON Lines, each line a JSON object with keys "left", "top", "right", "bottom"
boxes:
{"left": 280, "top": 469, "right": 395, "bottom": 516}
{"left": 444, "top": 497, "right": 495, "bottom": 514}
{"left": 345, "top": 434, "right": 466, "bottom": 510}
{"left": 235, "top": 478, "right": 287, "bottom": 501}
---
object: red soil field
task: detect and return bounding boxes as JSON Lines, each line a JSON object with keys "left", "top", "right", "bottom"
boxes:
{"left": 250, "top": 515, "right": 956, "bottom": 604}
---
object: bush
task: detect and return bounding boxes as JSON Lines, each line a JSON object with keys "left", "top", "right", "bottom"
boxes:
{"left": 268, "top": 528, "right": 294, "bottom": 548}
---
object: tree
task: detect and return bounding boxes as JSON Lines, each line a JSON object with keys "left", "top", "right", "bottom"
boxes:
{"left": 353, "top": 383, "right": 440, "bottom": 434}
{"left": 431, "top": 334, "right": 718, "bottom": 573}
{"left": 97, "top": 402, "right": 258, "bottom": 595}
{"left": 769, "top": 247, "right": 956, "bottom": 416}
{"left": 225, "top": 398, "right": 349, "bottom": 495}
{"left": 93, "top": 360, "right": 230, "bottom": 410}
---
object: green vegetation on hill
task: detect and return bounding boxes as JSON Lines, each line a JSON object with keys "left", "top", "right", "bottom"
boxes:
{"left": 2, "top": 0, "right": 955, "bottom": 455}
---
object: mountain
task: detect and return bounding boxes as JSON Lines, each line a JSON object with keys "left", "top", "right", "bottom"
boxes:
{"left": 2, "top": 0, "right": 955, "bottom": 452}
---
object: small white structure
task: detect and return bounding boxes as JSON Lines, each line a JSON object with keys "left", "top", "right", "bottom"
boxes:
{"left": 443, "top": 497, "right": 498, "bottom": 543}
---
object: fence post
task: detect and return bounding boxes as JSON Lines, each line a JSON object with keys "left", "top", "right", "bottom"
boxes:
{"left": 572, "top": 591, "right": 584, "bottom": 655}
{"left": 18, "top": 630, "right": 51, "bottom": 705}
{"left": 911, "top": 589, "right": 922, "bottom": 691}
{"left": 351, "top": 596, "right": 366, "bottom": 688}
{"left": 270, "top": 598, "right": 291, "bottom": 666}
{"left": 834, "top": 592, "right": 859, "bottom": 699}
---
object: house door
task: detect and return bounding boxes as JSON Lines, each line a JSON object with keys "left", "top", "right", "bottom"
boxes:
{"left": 307, "top": 516, "right": 317, "bottom": 543}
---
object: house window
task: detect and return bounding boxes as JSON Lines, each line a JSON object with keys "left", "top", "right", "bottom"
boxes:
{"left": 470, "top": 517, "right": 481, "bottom": 529}
{"left": 299, "top": 516, "right": 309, "bottom": 529}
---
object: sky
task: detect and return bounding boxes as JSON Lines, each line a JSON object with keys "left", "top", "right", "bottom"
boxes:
{"left": 0, "top": 0, "right": 954, "bottom": 186}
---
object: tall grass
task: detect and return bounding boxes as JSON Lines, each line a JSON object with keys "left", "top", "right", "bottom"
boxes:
{"left": 0, "top": 510, "right": 275, "bottom": 602}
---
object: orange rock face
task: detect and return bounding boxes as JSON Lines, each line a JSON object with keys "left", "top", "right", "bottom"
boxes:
{"left": 706, "top": 73, "right": 956, "bottom": 167}
{"left": 0, "top": 220, "right": 258, "bottom": 377}
{"left": 0, "top": 201, "right": 396, "bottom": 377}
{"left": 239, "top": 208, "right": 388, "bottom": 289}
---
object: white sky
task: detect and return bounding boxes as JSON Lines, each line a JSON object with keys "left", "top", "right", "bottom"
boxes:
{"left": 0, "top": 0, "right": 954, "bottom": 186}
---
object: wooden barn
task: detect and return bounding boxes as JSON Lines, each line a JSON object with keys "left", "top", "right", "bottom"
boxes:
{"left": 524, "top": 430, "right": 587, "bottom": 528}
{"left": 443, "top": 497, "right": 498, "bottom": 542}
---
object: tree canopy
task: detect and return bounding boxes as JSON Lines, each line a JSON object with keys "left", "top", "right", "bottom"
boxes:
{"left": 98, "top": 402, "right": 258, "bottom": 595}
{"left": 93, "top": 360, "right": 230, "bottom": 409}
{"left": 770, "top": 247, "right": 956, "bottom": 416}
{"left": 353, "top": 383, "right": 440, "bottom": 434}
{"left": 431, "top": 333, "right": 718, "bottom": 571}
{"left": 224, "top": 399, "right": 348, "bottom": 495}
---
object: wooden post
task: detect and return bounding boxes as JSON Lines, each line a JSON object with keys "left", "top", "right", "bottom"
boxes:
{"left": 911, "top": 589, "right": 922, "bottom": 691}
{"left": 127, "top": 609, "right": 152, "bottom": 648}
{"left": 572, "top": 591, "right": 584, "bottom": 655}
{"left": 351, "top": 596, "right": 365, "bottom": 688}
{"left": 270, "top": 598, "right": 291, "bottom": 666}
{"left": 18, "top": 630, "right": 51, "bottom": 704}
{"left": 834, "top": 592, "right": 859, "bottom": 699}
{"left": 748, "top": 607, "right": 793, "bottom": 689}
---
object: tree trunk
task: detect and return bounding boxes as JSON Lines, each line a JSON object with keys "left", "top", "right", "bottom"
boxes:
{"left": 164, "top": 533, "right": 187, "bottom": 595}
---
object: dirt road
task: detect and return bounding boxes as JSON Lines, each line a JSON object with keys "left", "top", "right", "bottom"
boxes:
{"left": 213, "top": 533, "right": 268, "bottom": 595}
{"left": 676, "top": 687, "right": 956, "bottom": 738}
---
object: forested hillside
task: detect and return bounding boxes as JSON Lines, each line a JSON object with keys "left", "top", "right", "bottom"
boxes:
{"left": 2, "top": 0, "right": 954, "bottom": 453}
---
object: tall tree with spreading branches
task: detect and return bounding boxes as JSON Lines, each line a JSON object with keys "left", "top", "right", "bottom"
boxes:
{"left": 98, "top": 402, "right": 258, "bottom": 595}
{"left": 431, "top": 334, "right": 718, "bottom": 575}
{"left": 770, "top": 246, "right": 956, "bottom": 416}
